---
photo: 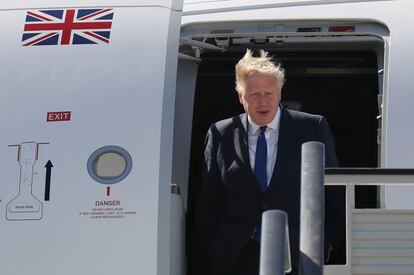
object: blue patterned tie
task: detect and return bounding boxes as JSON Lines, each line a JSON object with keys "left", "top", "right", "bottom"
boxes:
{"left": 254, "top": 126, "right": 267, "bottom": 243}
{"left": 254, "top": 126, "right": 268, "bottom": 193}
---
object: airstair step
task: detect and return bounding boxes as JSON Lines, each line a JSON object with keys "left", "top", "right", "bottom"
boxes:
{"left": 353, "top": 239, "right": 414, "bottom": 248}
{"left": 352, "top": 210, "right": 414, "bottom": 223}
{"left": 351, "top": 210, "right": 414, "bottom": 275}
{"left": 353, "top": 223, "right": 414, "bottom": 231}
{"left": 353, "top": 248, "right": 414, "bottom": 257}
{"left": 353, "top": 265, "right": 414, "bottom": 274}
{"left": 353, "top": 231, "right": 414, "bottom": 240}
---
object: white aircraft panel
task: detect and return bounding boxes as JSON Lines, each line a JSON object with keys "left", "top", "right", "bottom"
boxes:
{"left": 0, "top": 3, "right": 181, "bottom": 275}
{"left": 0, "top": 0, "right": 183, "bottom": 11}
{"left": 383, "top": 2, "right": 414, "bottom": 209}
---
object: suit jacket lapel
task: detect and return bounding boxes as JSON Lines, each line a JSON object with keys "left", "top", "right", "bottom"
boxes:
{"left": 267, "top": 108, "right": 299, "bottom": 192}
{"left": 233, "top": 113, "right": 250, "bottom": 169}
{"left": 233, "top": 114, "right": 265, "bottom": 195}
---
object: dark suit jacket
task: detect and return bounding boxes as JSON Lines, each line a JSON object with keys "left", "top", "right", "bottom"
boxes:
{"left": 196, "top": 108, "right": 345, "bottom": 275}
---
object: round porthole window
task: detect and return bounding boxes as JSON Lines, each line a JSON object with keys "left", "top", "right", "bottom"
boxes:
{"left": 87, "top": 146, "right": 132, "bottom": 184}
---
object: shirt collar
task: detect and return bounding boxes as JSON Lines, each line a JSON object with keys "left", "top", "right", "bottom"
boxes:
{"left": 247, "top": 108, "right": 281, "bottom": 135}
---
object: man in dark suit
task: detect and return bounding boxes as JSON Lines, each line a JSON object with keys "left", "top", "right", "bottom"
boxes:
{"left": 195, "top": 49, "right": 345, "bottom": 275}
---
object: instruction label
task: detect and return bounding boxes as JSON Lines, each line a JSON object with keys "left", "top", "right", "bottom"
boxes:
{"left": 79, "top": 200, "right": 137, "bottom": 220}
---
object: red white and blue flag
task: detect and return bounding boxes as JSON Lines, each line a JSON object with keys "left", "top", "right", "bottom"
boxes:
{"left": 22, "top": 9, "right": 114, "bottom": 46}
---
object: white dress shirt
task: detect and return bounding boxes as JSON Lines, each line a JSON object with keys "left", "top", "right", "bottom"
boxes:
{"left": 246, "top": 109, "right": 281, "bottom": 185}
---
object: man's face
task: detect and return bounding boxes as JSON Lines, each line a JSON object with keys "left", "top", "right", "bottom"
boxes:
{"left": 239, "top": 73, "right": 281, "bottom": 126}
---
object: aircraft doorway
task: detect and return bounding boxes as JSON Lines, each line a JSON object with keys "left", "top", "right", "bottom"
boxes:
{"left": 176, "top": 20, "right": 388, "bottom": 275}
{"left": 187, "top": 48, "right": 381, "bottom": 215}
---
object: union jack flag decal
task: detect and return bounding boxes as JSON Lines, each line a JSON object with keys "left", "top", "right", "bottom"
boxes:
{"left": 22, "top": 9, "right": 114, "bottom": 46}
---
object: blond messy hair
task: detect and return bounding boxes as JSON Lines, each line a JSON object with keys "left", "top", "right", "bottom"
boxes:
{"left": 235, "top": 49, "right": 285, "bottom": 93}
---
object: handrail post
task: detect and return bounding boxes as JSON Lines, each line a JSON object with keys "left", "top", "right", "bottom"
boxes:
{"left": 259, "top": 210, "right": 291, "bottom": 275}
{"left": 300, "top": 142, "right": 325, "bottom": 275}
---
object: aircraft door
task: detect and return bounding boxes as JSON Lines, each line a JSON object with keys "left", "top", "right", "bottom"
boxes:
{"left": 0, "top": 1, "right": 182, "bottom": 275}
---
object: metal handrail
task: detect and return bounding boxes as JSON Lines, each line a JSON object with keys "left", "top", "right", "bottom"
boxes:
{"left": 258, "top": 154, "right": 414, "bottom": 274}
{"left": 259, "top": 210, "right": 292, "bottom": 275}
{"left": 300, "top": 142, "right": 325, "bottom": 275}
{"left": 325, "top": 168, "right": 414, "bottom": 209}
{"left": 325, "top": 168, "right": 414, "bottom": 186}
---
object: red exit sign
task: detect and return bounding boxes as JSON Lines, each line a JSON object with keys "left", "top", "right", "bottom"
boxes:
{"left": 47, "top": 111, "right": 71, "bottom": 122}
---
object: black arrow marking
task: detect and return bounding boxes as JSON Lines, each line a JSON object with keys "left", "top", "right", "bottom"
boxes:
{"left": 44, "top": 160, "right": 53, "bottom": 201}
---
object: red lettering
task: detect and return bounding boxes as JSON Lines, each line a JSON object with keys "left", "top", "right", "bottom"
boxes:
{"left": 95, "top": 200, "right": 121, "bottom": 206}
{"left": 47, "top": 111, "right": 71, "bottom": 122}
{"left": 47, "top": 113, "right": 55, "bottom": 121}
